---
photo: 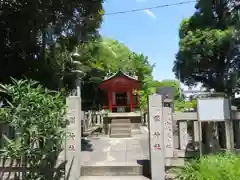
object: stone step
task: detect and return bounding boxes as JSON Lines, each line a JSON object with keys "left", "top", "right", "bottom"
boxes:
{"left": 111, "top": 123, "right": 131, "bottom": 128}
{"left": 81, "top": 164, "right": 142, "bottom": 176}
{"left": 110, "top": 133, "right": 131, "bottom": 138}
{"left": 111, "top": 119, "right": 131, "bottom": 124}
{"left": 111, "top": 128, "right": 131, "bottom": 134}
{"left": 80, "top": 176, "right": 150, "bottom": 180}
{"left": 131, "top": 129, "right": 142, "bottom": 135}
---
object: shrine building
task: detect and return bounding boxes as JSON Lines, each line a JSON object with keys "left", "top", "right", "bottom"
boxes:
{"left": 99, "top": 70, "right": 142, "bottom": 137}
{"left": 99, "top": 70, "right": 140, "bottom": 113}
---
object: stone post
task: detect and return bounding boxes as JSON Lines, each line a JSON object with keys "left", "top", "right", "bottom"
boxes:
{"left": 148, "top": 94, "right": 165, "bottom": 180}
{"left": 88, "top": 110, "right": 92, "bottom": 128}
{"left": 65, "top": 96, "right": 81, "bottom": 180}
{"left": 178, "top": 121, "right": 188, "bottom": 150}
{"left": 163, "top": 99, "right": 174, "bottom": 158}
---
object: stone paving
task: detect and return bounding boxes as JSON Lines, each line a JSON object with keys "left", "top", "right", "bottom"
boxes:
{"left": 81, "top": 127, "right": 150, "bottom": 165}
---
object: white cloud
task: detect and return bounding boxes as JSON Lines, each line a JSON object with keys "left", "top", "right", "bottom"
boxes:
{"left": 143, "top": 9, "right": 157, "bottom": 19}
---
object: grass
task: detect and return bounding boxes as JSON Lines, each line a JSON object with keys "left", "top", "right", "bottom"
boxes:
{"left": 175, "top": 153, "right": 240, "bottom": 180}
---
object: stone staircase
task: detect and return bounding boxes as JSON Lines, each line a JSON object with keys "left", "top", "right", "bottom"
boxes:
{"left": 81, "top": 163, "right": 150, "bottom": 180}
{"left": 110, "top": 119, "right": 131, "bottom": 138}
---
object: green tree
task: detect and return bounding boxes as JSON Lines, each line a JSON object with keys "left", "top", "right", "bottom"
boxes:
{"left": 73, "top": 37, "right": 154, "bottom": 110}
{"left": 0, "top": 0, "right": 104, "bottom": 89}
{"left": 173, "top": 0, "right": 240, "bottom": 94}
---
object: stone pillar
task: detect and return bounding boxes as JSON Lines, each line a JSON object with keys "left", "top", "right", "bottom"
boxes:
{"left": 193, "top": 121, "right": 200, "bottom": 150}
{"left": 65, "top": 96, "right": 81, "bottom": 179}
{"left": 148, "top": 94, "right": 165, "bottom": 180}
{"left": 88, "top": 110, "right": 92, "bottom": 128}
{"left": 179, "top": 121, "right": 188, "bottom": 150}
{"left": 163, "top": 100, "right": 174, "bottom": 158}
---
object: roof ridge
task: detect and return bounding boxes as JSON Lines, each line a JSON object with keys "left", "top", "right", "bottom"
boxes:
{"left": 103, "top": 70, "right": 138, "bottom": 81}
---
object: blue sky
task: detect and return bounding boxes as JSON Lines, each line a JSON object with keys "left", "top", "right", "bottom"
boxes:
{"left": 100, "top": 0, "right": 196, "bottom": 82}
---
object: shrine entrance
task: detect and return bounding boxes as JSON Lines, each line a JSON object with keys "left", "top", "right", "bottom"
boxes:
{"left": 113, "top": 92, "right": 130, "bottom": 112}
{"left": 116, "top": 92, "right": 127, "bottom": 106}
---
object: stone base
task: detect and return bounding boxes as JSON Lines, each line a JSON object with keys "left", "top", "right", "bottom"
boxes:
{"left": 103, "top": 112, "right": 142, "bottom": 135}
{"left": 81, "top": 163, "right": 142, "bottom": 176}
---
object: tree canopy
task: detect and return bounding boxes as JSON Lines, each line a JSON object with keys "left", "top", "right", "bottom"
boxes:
{"left": 173, "top": 0, "right": 240, "bottom": 94}
{"left": 73, "top": 37, "right": 155, "bottom": 110}
{"left": 1, "top": 0, "right": 189, "bottom": 111}
{"left": 0, "top": 0, "right": 104, "bottom": 88}
{"left": 1, "top": 0, "right": 157, "bottom": 111}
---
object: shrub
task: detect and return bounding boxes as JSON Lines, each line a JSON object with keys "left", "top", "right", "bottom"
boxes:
{"left": 0, "top": 78, "right": 67, "bottom": 179}
{"left": 176, "top": 153, "right": 240, "bottom": 180}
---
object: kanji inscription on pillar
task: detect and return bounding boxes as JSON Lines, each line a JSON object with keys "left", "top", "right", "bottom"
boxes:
{"left": 66, "top": 99, "right": 79, "bottom": 153}
{"left": 163, "top": 106, "right": 174, "bottom": 157}
{"left": 65, "top": 96, "right": 81, "bottom": 179}
{"left": 154, "top": 144, "right": 161, "bottom": 150}
{"left": 68, "top": 132, "right": 76, "bottom": 140}
{"left": 68, "top": 144, "right": 76, "bottom": 151}
{"left": 148, "top": 94, "right": 165, "bottom": 180}
{"left": 69, "top": 116, "right": 76, "bottom": 124}
{"left": 153, "top": 131, "right": 160, "bottom": 138}
{"left": 153, "top": 115, "right": 161, "bottom": 122}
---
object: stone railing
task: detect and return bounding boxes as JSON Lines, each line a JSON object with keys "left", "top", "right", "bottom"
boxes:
{"left": 143, "top": 97, "right": 240, "bottom": 169}
{"left": 152, "top": 110, "right": 240, "bottom": 168}
{"left": 81, "top": 110, "right": 104, "bottom": 133}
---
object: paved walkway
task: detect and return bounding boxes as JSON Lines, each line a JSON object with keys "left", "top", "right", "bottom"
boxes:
{"left": 81, "top": 127, "right": 149, "bottom": 165}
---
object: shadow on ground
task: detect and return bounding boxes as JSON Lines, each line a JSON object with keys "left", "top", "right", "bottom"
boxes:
{"left": 81, "top": 139, "right": 93, "bottom": 151}
{"left": 137, "top": 159, "right": 151, "bottom": 179}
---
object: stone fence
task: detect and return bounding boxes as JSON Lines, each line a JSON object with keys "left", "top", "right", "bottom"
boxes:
{"left": 1, "top": 101, "right": 240, "bottom": 179}
{"left": 147, "top": 108, "right": 240, "bottom": 168}
{"left": 81, "top": 110, "right": 104, "bottom": 132}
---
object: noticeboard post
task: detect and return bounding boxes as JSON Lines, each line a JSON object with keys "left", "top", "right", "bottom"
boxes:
{"left": 148, "top": 94, "right": 165, "bottom": 180}
{"left": 197, "top": 97, "right": 233, "bottom": 152}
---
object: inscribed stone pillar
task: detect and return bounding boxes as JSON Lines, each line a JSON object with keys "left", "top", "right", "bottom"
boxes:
{"left": 163, "top": 105, "right": 174, "bottom": 157}
{"left": 148, "top": 94, "right": 165, "bottom": 180}
{"left": 65, "top": 96, "right": 81, "bottom": 180}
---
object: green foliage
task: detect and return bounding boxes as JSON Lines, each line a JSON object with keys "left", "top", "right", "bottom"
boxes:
{"left": 176, "top": 153, "right": 240, "bottom": 180}
{"left": 149, "top": 79, "right": 195, "bottom": 112}
{"left": 174, "top": 100, "right": 196, "bottom": 112}
{"left": 0, "top": 78, "right": 67, "bottom": 179}
{"left": 0, "top": 0, "right": 104, "bottom": 90}
{"left": 75, "top": 37, "right": 154, "bottom": 110}
{"left": 174, "top": 0, "right": 240, "bottom": 93}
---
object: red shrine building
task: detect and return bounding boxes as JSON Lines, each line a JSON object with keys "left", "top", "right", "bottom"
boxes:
{"left": 99, "top": 70, "right": 140, "bottom": 113}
